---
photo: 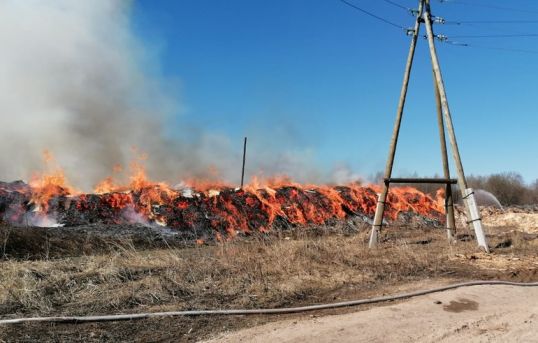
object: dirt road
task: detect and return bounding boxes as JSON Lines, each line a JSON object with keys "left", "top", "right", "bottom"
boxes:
{"left": 206, "top": 285, "right": 538, "bottom": 343}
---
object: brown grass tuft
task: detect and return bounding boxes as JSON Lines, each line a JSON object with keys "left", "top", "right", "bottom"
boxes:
{"left": 2, "top": 225, "right": 536, "bottom": 322}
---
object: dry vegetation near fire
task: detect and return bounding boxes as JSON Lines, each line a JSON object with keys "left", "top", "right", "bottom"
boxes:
{"left": 1, "top": 207, "right": 538, "bottom": 342}
{"left": 1, "top": 165, "right": 538, "bottom": 342}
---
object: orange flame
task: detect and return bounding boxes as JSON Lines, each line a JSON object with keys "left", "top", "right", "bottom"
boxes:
{"left": 16, "top": 148, "right": 446, "bottom": 234}
{"left": 28, "top": 150, "right": 77, "bottom": 212}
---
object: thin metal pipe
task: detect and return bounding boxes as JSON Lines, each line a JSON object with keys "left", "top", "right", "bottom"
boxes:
{"left": 369, "top": 0, "right": 424, "bottom": 248}
{"left": 240, "top": 137, "right": 247, "bottom": 189}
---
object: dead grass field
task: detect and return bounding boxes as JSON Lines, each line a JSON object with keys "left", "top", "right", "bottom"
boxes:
{"left": 1, "top": 221, "right": 537, "bottom": 342}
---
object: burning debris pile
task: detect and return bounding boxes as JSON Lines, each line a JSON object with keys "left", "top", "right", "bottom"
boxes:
{"left": 0, "top": 176, "right": 445, "bottom": 241}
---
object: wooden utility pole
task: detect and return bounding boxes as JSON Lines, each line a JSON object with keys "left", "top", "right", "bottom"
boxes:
{"left": 434, "top": 71, "right": 456, "bottom": 241}
{"left": 423, "top": 0, "right": 488, "bottom": 251}
{"left": 240, "top": 137, "right": 247, "bottom": 189}
{"left": 369, "top": 0, "right": 424, "bottom": 247}
{"left": 369, "top": 0, "right": 489, "bottom": 252}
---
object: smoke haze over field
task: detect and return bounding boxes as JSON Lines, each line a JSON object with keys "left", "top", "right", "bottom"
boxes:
{"left": 0, "top": 0, "right": 332, "bottom": 191}
{"left": 0, "top": 0, "right": 176, "bottom": 189}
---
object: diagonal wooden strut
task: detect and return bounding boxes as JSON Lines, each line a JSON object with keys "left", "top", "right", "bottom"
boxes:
{"left": 433, "top": 71, "right": 456, "bottom": 242}
{"left": 423, "top": 0, "right": 488, "bottom": 251}
{"left": 368, "top": 0, "right": 489, "bottom": 252}
{"left": 368, "top": 0, "right": 424, "bottom": 247}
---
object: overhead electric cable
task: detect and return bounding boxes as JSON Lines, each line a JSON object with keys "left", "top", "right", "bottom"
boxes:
{"left": 450, "top": 33, "right": 538, "bottom": 39}
{"left": 338, "top": 0, "right": 406, "bottom": 30}
{"left": 464, "top": 44, "right": 538, "bottom": 54}
{"left": 381, "top": 0, "right": 409, "bottom": 11}
{"left": 445, "top": 20, "right": 538, "bottom": 25}
{"left": 337, "top": 0, "right": 538, "bottom": 55}
{"left": 442, "top": 40, "right": 538, "bottom": 54}
{"left": 437, "top": 0, "right": 538, "bottom": 15}
{"left": 444, "top": 40, "right": 468, "bottom": 46}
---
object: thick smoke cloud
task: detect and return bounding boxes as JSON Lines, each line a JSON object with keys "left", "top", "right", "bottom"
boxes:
{"left": 0, "top": 0, "right": 172, "bottom": 189}
{"left": 0, "top": 0, "right": 353, "bottom": 190}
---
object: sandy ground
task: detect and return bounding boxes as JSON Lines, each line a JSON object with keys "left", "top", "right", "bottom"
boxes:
{"left": 206, "top": 285, "right": 538, "bottom": 343}
{"left": 483, "top": 213, "right": 538, "bottom": 233}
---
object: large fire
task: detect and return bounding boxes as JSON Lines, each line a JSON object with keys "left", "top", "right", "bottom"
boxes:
{"left": 0, "top": 152, "right": 445, "bottom": 241}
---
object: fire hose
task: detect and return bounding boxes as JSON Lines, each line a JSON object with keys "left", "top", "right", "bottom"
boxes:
{"left": 1, "top": 280, "right": 537, "bottom": 325}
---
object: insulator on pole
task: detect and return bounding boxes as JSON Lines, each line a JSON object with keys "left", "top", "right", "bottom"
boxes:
{"left": 433, "top": 16, "right": 446, "bottom": 24}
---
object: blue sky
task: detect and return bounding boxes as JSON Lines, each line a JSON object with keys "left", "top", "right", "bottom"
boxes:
{"left": 131, "top": 0, "right": 538, "bottom": 183}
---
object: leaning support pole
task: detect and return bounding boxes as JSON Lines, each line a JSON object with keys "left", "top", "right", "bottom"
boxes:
{"left": 369, "top": 0, "right": 424, "bottom": 247}
{"left": 240, "top": 137, "right": 247, "bottom": 189}
{"left": 423, "top": 0, "right": 489, "bottom": 252}
{"left": 433, "top": 71, "right": 456, "bottom": 242}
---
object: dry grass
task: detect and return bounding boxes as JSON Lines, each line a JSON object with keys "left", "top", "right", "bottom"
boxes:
{"left": 0, "top": 225, "right": 537, "bottom": 342}
{"left": 2, "top": 227, "right": 532, "bottom": 319}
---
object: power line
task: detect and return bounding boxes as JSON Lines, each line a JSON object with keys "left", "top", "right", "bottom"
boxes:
{"left": 337, "top": 0, "right": 538, "bottom": 55}
{"left": 443, "top": 40, "right": 468, "bottom": 47}
{"left": 442, "top": 40, "right": 538, "bottom": 55}
{"left": 338, "top": 0, "right": 406, "bottom": 30}
{"left": 450, "top": 33, "right": 538, "bottom": 39}
{"left": 381, "top": 0, "right": 409, "bottom": 11}
{"left": 470, "top": 45, "right": 538, "bottom": 54}
{"left": 437, "top": 0, "right": 538, "bottom": 15}
{"left": 445, "top": 20, "right": 538, "bottom": 26}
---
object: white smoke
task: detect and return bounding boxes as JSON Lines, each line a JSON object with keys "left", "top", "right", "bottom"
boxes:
{"left": 0, "top": 0, "right": 173, "bottom": 189}
{"left": 0, "top": 0, "right": 329, "bottom": 191}
{"left": 330, "top": 163, "right": 364, "bottom": 185}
